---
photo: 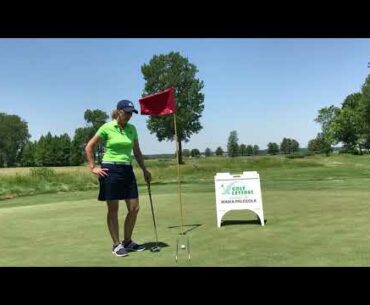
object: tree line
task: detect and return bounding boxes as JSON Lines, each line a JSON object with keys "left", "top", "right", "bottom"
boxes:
{"left": 310, "top": 71, "right": 370, "bottom": 155}
{"left": 0, "top": 110, "right": 108, "bottom": 167}
{"left": 226, "top": 130, "right": 300, "bottom": 157}
{"left": 181, "top": 133, "right": 300, "bottom": 158}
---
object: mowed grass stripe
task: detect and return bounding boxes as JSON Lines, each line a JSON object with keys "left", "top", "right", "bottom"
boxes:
{"left": 1, "top": 188, "right": 370, "bottom": 266}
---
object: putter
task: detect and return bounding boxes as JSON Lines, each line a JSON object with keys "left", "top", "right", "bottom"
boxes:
{"left": 147, "top": 181, "right": 160, "bottom": 253}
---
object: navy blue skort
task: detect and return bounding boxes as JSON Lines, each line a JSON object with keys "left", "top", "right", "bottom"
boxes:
{"left": 98, "top": 163, "right": 138, "bottom": 201}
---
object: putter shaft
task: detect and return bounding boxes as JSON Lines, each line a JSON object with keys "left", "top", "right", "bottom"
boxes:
{"left": 147, "top": 182, "right": 159, "bottom": 248}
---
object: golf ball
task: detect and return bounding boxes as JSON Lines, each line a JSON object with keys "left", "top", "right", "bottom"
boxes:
{"left": 181, "top": 244, "right": 186, "bottom": 249}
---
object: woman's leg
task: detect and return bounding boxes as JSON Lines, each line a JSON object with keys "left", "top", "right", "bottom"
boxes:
{"left": 123, "top": 198, "right": 140, "bottom": 243}
{"left": 106, "top": 200, "right": 120, "bottom": 245}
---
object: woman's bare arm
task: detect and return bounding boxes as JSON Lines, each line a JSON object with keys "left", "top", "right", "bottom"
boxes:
{"left": 85, "top": 135, "right": 109, "bottom": 177}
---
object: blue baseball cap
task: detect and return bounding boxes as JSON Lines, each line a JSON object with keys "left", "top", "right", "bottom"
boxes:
{"left": 116, "top": 99, "right": 138, "bottom": 114}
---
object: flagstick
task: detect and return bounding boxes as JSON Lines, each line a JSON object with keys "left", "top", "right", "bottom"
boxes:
{"left": 173, "top": 113, "right": 185, "bottom": 235}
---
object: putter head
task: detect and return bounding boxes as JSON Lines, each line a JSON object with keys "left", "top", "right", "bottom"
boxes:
{"left": 150, "top": 246, "right": 161, "bottom": 252}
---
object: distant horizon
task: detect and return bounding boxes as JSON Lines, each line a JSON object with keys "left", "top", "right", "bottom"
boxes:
{"left": 140, "top": 146, "right": 345, "bottom": 156}
{"left": 1, "top": 38, "right": 369, "bottom": 154}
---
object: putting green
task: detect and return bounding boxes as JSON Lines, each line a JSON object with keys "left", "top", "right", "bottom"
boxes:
{"left": 1, "top": 183, "right": 370, "bottom": 266}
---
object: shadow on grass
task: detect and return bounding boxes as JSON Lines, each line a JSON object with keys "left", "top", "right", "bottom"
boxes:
{"left": 141, "top": 241, "right": 170, "bottom": 250}
{"left": 167, "top": 224, "right": 202, "bottom": 234}
{"left": 221, "top": 219, "right": 267, "bottom": 226}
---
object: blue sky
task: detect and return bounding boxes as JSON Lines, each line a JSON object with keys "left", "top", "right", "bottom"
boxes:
{"left": 0, "top": 38, "right": 369, "bottom": 154}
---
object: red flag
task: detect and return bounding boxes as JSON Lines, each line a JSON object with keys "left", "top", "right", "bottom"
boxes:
{"left": 139, "top": 87, "right": 176, "bottom": 116}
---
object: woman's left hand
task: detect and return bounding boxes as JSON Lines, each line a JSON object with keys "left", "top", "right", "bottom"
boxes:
{"left": 143, "top": 168, "right": 152, "bottom": 183}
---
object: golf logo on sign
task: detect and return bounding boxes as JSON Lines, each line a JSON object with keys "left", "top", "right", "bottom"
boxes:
{"left": 214, "top": 171, "right": 265, "bottom": 228}
{"left": 220, "top": 182, "right": 254, "bottom": 196}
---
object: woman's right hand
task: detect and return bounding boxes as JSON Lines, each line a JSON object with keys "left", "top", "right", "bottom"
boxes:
{"left": 91, "top": 167, "right": 109, "bottom": 177}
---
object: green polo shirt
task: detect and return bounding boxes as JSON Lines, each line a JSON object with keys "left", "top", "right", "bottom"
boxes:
{"left": 95, "top": 120, "right": 138, "bottom": 163}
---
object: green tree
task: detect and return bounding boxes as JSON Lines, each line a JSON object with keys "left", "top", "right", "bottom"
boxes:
{"left": 239, "top": 144, "right": 247, "bottom": 156}
{"left": 84, "top": 109, "right": 108, "bottom": 163}
{"left": 34, "top": 132, "right": 54, "bottom": 166}
{"left": 315, "top": 105, "right": 340, "bottom": 133}
{"left": 215, "top": 146, "right": 224, "bottom": 156}
{"left": 190, "top": 148, "right": 200, "bottom": 157}
{"left": 70, "top": 127, "right": 92, "bottom": 166}
{"left": 32, "top": 133, "right": 72, "bottom": 167}
{"left": 69, "top": 109, "right": 108, "bottom": 166}
{"left": 141, "top": 52, "right": 205, "bottom": 164}
{"left": 246, "top": 145, "right": 253, "bottom": 156}
{"left": 20, "top": 141, "right": 37, "bottom": 167}
{"left": 308, "top": 133, "right": 332, "bottom": 156}
{"left": 0, "top": 113, "right": 30, "bottom": 167}
{"left": 56, "top": 134, "right": 72, "bottom": 166}
{"left": 314, "top": 73, "right": 370, "bottom": 154}
{"left": 253, "top": 145, "right": 259, "bottom": 155}
{"left": 280, "top": 138, "right": 291, "bottom": 154}
{"left": 329, "top": 93, "right": 362, "bottom": 153}
{"left": 84, "top": 109, "right": 109, "bottom": 131}
{"left": 291, "top": 139, "right": 299, "bottom": 153}
{"left": 308, "top": 138, "right": 320, "bottom": 153}
{"left": 182, "top": 149, "right": 190, "bottom": 158}
{"left": 227, "top": 131, "right": 239, "bottom": 157}
{"left": 342, "top": 92, "right": 362, "bottom": 110}
{"left": 204, "top": 147, "right": 212, "bottom": 157}
{"left": 267, "top": 142, "right": 279, "bottom": 155}
{"left": 50, "top": 135, "right": 61, "bottom": 166}
{"left": 280, "top": 138, "right": 299, "bottom": 154}
{"left": 360, "top": 74, "right": 370, "bottom": 127}
{"left": 314, "top": 105, "right": 340, "bottom": 153}
{"left": 359, "top": 75, "right": 370, "bottom": 151}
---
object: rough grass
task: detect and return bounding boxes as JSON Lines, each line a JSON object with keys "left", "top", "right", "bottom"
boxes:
{"left": 1, "top": 154, "right": 369, "bottom": 200}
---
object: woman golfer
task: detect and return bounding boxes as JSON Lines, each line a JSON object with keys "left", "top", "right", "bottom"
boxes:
{"left": 85, "top": 100, "right": 152, "bottom": 257}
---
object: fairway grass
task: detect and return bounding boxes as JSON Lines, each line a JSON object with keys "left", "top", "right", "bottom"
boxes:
{"left": 2, "top": 154, "right": 370, "bottom": 266}
{"left": 1, "top": 183, "right": 370, "bottom": 266}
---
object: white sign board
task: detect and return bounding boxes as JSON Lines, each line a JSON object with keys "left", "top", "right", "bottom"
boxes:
{"left": 214, "top": 171, "right": 264, "bottom": 227}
